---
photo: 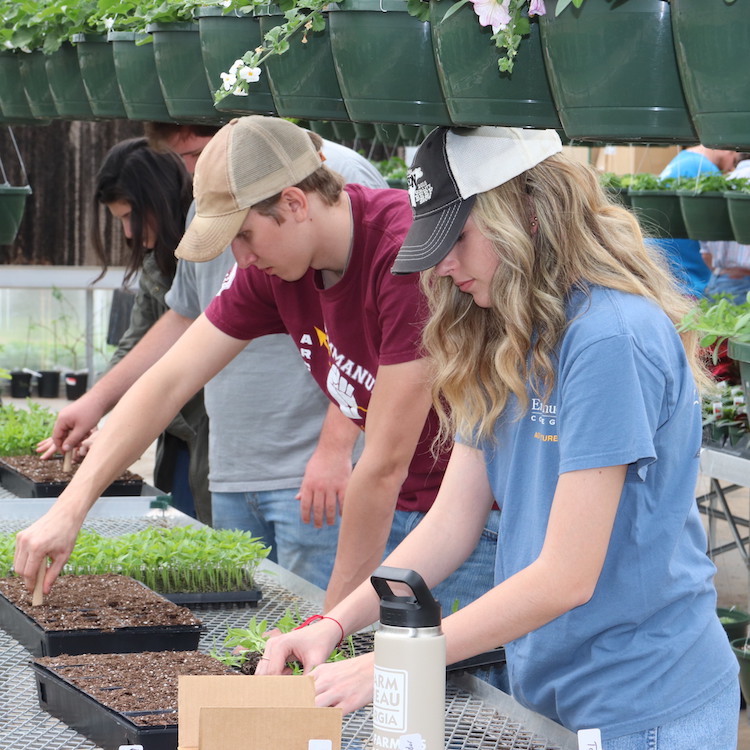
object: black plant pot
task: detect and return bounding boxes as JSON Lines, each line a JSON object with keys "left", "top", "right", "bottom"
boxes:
{"left": 64, "top": 372, "right": 88, "bottom": 401}
{"left": 9, "top": 371, "right": 31, "bottom": 398}
{"left": 37, "top": 371, "right": 60, "bottom": 398}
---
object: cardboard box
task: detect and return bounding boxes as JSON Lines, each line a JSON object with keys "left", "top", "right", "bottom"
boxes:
{"left": 178, "top": 675, "right": 342, "bottom": 750}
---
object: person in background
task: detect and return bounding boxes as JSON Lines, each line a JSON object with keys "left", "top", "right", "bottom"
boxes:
{"left": 41, "top": 138, "right": 210, "bottom": 521}
{"left": 256, "top": 126, "right": 739, "bottom": 750}
{"left": 657, "top": 144, "right": 741, "bottom": 297}
{"left": 16, "top": 117, "right": 499, "bottom": 628}
{"left": 701, "top": 153, "right": 750, "bottom": 303}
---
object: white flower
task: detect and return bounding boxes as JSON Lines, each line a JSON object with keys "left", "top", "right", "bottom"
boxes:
{"left": 229, "top": 59, "right": 244, "bottom": 74}
{"left": 220, "top": 71, "right": 237, "bottom": 91}
{"left": 238, "top": 66, "right": 261, "bottom": 83}
{"left": 103, "top": 16, "right": 115, "bottom": 30}
{"left": 232, "top": 87, "right": 249, "bottom": 97}
{"left": 221, "top": 0, "right": 232, "bottom": 6}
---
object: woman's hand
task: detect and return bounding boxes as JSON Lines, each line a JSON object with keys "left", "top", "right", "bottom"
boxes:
{"left": 256, "top": 618, "right": 343, "bottom": 677}
{"left": 309, "top": 653, "right": 374, "bottom": 713}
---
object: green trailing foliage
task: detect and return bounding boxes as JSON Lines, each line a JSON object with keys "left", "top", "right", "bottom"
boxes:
{"left": 0, "top": 526, "right": 271, "bottom": 593}
{"left": 0, "top": 401, "right": 57, "bottom": 457}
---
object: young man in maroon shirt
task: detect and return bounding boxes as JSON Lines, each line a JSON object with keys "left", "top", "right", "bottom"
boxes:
{"left": 16, "top": 116, "right": 498, "bottom": 615}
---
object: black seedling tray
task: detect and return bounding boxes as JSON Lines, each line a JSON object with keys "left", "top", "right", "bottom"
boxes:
{"left": 162, "top": 588, "right": 262, "bottom": 608}
{"left": 33, "top": 661, "right": 178, "bottom": 750}
{"left": 0, "top": 589, "right": 201, "bottom": 657}
{"left": 0, "top": 459, "right": 143, "bottom": 498}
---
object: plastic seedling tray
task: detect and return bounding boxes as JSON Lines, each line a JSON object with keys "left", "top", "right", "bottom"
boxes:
{"left": 162, "top": 589, "right": 262, "bottom": 608}
{"left": 0, "top": 458, "right": 143, "bottom": 498}
{"left": 33, "top": 661, "right": 178, "bottom": 750}
{"left": 0, "top": 582, "right": 201, "bottom": 657}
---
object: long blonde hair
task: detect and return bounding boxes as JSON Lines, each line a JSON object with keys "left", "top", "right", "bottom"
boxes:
{"left": 421, "top": 153, "right": 709, "bottom": 446}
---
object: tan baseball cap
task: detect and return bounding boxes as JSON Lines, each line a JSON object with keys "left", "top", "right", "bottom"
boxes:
{"left": 175, "top": 116, "right": 324, "bottom": 262}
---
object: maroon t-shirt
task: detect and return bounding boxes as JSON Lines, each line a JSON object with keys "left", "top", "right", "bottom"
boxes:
{"left": 205, "top": 184, "right": 449, "bottom": 512}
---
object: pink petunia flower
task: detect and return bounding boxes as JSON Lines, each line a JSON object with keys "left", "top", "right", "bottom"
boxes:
{"left": 469, "top": 0, "right": 512, "bottom": 34}
{"left": 528, "top": 0, "right": 546, "bottom": 17}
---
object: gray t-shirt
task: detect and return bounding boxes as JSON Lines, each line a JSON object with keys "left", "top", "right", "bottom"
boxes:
{"left": 165, "top": 140, "right": 385, "bottom": 491}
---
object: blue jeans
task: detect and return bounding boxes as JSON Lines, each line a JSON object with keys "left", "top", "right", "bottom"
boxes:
{"left": 603, "top": 678, "right": 739, "bottom": 750}
{"left": 384, "top": 508, "right": 509, "bottom": 693}
{"left": 211, "top": 489, "right": 340, "bottom": 590}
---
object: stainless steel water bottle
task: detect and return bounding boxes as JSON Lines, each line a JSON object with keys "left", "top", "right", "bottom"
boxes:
{"left": 371, "top": 566, "right": 446, "bottom": 750}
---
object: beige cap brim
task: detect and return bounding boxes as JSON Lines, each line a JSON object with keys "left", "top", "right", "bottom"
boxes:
{"left": 175, "top": 207, "right": 249, "bottom": 262}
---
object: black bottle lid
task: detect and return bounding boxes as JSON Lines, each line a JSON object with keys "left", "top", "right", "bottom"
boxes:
{"left": 370, "top": 566, "right": 441, "bottom": 628}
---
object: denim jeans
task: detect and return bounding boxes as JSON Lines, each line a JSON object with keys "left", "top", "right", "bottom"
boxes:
{"left": 211, "top": 488, "right": 340, "bottom": 590}
{"left": 384, "top": 507, "right": 509, "bottom": 693}
{"left": 603, "top": 678, "right": 739, "bottom": 750}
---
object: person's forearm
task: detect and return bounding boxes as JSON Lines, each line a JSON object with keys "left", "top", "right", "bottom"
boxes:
{"left": 324, "top": 454, "right": 407, "bottom": 609}
{"left": 92, "top": 311, "right": 193, "bottom": 414}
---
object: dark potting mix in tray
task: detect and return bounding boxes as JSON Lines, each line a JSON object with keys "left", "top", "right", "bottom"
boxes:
{"left": 32, "top": 651, "right": 236, "bottom": 749}
{"left": 0, "top": 454, "right": 143, "bottom": 497}
{"left": 0, "top": 574, "right": 202, "bottom": 656}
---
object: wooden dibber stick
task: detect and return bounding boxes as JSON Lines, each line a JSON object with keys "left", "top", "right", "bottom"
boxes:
{"left": 62, "top": 450, "right": 73, "bottom": 473}
{"left": 32, "top": 559, "right": 47, "bottom": 607}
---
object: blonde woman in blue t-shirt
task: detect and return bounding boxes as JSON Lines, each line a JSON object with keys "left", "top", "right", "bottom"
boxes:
{"left": 256, "top": 127, "right": 739, "bottom": 749}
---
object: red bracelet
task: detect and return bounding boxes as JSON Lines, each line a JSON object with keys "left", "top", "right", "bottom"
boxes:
{"left": 294, "top": 614, "right": 345, "bottom": 645}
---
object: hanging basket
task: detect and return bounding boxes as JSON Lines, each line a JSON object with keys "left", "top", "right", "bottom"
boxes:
{"left": 0, "top": 185, "right": 32, "bottom": 245}
{"left": 196, "top": 7, "right": 276, "bottom": 117}
{"left": 45, "top": 43, "right": 95, "bottom": 120}
{"left": 0, "top": 51, "right": 48, "bottom": 124}
{"left": 677, "top": 192, "right": 734, "bottom": 242}
{"left": 329, "top": 0, "right": 451, "bottom": 126}
{"left": 258, "top": 4, "right": 348, "bottom": 121}
{"left": 430, "top": 2, "right": 560, "bottom": 129}
{"left": 148, "top": 21, "right": 227, "bottom": 124}
{"left": 540, "top": 0, "right": 695, "bottom": 143}
{"left": 109, "top": 31, "right": 174, "bottom": 122}
{"left": 72, "top": 33, "right": 127, "bottom": 119}
{"left": 725, "top": 192, "right": 750, "bottom": 245}
{"left": 672, "top": 0, "right": 750, "bottom": 149}
{"left": 628, "top": 190, "right": 688, "bottom": 239}
{"left": 18, "top": 50, "right": 59, "bottom": 119}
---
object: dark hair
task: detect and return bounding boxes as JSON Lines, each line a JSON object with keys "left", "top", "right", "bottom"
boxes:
{"left": 93, "top": 138, "right": 192, "bottom": 283}
{"left": 144, "top": 122, "right": 221, "bottom": 151}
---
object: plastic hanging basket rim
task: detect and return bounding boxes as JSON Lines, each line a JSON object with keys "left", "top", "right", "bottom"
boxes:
{"left": 0, "top": 185, "right": 32, "bottom": 194}
{"left": 727, "top": 339, "right": 750, "bottom": 362}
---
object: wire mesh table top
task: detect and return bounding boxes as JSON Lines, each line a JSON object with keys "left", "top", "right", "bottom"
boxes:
{"left": 0, "top": 502, "right": 575, "bottom": 750}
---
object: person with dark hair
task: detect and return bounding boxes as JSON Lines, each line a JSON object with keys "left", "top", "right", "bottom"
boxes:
{"left": 42, "top": 137, "right": 211, "bottom": 522}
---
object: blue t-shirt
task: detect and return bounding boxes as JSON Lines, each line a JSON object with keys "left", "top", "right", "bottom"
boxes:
{"left": 479, "top": 286, "right": 737, "bottom": 739}
{"left": 654, "top": 152, "right": 720, "bottom": 297}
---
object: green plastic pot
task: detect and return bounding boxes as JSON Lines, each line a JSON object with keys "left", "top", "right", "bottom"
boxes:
{"left": 0, "top": 185, "right": 32, "bottom": 245}
{"left": 308, "top": 120, "right": 337, "bottom": 140}
{"left": 540, "top": 0, "right": 695, "bottom": 143}
{"left": 72, "top": 33, "right": 127, "bottom": 119}
{"left": 148, "top": 21, "right": 226, "bottom": 124}
{"left": 332, "top": 121, "right": 356, "bottom": 141}
{"left": 672, "top": 0, "right": 750, "bottom": 149}
{"left": 728, "top": 340, "right": 750, "bottom": 413}
{"left": 719, "top": 608, "right": 750, "bottom": 642}
{"left": 431, "top": 1, "right": 559, "bottom": 129}
{"left": 731, "top": 637, "right": 750, "bottom": 706}
{"left": 724, "top": 192, "right": 750, "bottom": 245}
{"left": 109, "top": 31, "right": 174, "bottom": 122}
{"left": 398, "top": 124, "right": 422, "bottom": 145}
{"left": 0, "top": 51, "right": 43, "bottom": 122}
{"left": 329, "top": 0, "right": 451, "bottom": 126}
{"left": 258, "top": 5, "right": 348, "bottom": 120}
{"left": 19, "top": 50, "right": 58, "bottom": 119}
{"left": 628, "top": 190, "right": 688, "bottom": 239}
{"left": 677, "top": 192, "right": 734, "bottom": 242}
{"left": 196, "top": 7, "right": 276, "bottom": 117}
{"left": 353, "top": 122, "right": 377, "bottom": 141}
{"left": 45, "top": 43, "right": 95, "bottom": 120}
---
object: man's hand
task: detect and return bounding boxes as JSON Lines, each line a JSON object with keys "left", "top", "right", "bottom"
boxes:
{"left": 37, "top": 393, "right": 107, "bottom": 458}
{"left": 296, "top": 443, "right": 353, "bottom": 527}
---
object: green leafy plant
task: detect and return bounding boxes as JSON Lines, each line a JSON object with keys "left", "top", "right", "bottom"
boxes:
{"left": 0, "top": 526, "right": 271, "bottom": 592}
{"left": 678, "top": 293, "right": 750, "bottom": 364}
{"left": 212, "top": 609, "right": 355, "bottom": 673}
{"left": 28, "top": 287, "right": 86, "bottom": 371}
{"left": 673, "top": 173, "right": 749, "bottom": 194}
{"left": 0, "top": 401, "right": 57, "bottom": 456}
{"left": 625, "top": 173, "right": 678, "bottom": 192}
